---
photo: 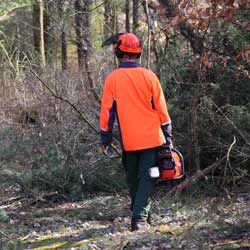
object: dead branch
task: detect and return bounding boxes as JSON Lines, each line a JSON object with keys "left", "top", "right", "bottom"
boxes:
{"left": 168, "top": 155, "right": 227, "bottom": 195}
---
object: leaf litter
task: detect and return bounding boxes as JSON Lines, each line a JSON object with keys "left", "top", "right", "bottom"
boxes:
{"left": 0, "top": 185, "right": 250, "bottom": 250}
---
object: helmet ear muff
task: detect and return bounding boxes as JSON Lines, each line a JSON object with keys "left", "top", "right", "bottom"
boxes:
{"left": 114, "top": 40, "right": 124, "bottom": 58}
{"left": 115, "top": 48, "right": 125, "bottom": 58}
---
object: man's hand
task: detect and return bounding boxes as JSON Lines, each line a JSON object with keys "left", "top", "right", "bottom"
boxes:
{"left": 161, "top": 123, "right": 173, "bottom": 148}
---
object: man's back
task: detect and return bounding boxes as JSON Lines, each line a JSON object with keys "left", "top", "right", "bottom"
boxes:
{"left": 100, "top": 63, "right": 171, "bottom": 150}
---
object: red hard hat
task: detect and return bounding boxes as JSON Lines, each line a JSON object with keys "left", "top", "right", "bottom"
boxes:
{"left": 117, "top": 33, "right": 142, "bottom": 53}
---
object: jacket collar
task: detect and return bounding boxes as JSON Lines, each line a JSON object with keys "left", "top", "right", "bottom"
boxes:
{"left": 119, "top": 61, "right": 141, "bottom": 68}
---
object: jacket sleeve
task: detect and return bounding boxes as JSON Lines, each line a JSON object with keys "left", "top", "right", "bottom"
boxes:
{"left": 151, "top": 73, "right": 171, "bottom": 126}
{"left": 100, "top": 76, "right": 116, "bottom": 146}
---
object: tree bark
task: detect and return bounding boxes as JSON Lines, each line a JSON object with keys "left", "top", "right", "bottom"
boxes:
{"left": 191, "top": 95, "right": 200, "bottom": 171}
{"left": 61, "top": 30, "right": 67, "bottom": 71}
{"left": 33, "top": 2, "right": 40, "bottom": 54}
{"left": 103, "top": 0, "right": 112, "bottom": 39}
{"left": 125, "top": 0, "right": 130, "bottom": 32}
{"left": 44, "top": 0, "right": 55, "bottom": 64}
{"left": 74, "top": 0, "right": 92, "bottom": 70}
{"left": 133, "top": 0, "right": 139, "bottom": 34}
{"left": 58, "top": 0, "right": 68, "bottom": 71}
{"left": 38, "top": 0, "right": 46, "bottom": 67}
{"left": 74, "top": 0, "right": 98, "bottom": 100}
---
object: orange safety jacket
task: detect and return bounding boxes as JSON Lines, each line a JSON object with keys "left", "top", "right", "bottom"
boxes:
{"left": 100, "top": 62, "right": 171, "bottom": 151}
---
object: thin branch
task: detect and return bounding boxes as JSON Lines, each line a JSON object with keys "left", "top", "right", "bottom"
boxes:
{"left": 227, "top": 135, "right": 236, "bottom": 163}
{"left": 0, "top": 230, "right": 11, "bottom": 240}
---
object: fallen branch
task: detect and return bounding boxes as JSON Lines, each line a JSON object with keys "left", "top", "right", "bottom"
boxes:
{"left": 168, "top": 155, "right": 227, "bottom": 195}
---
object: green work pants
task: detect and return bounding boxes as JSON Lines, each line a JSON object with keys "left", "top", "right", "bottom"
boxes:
{"left": 122, "top": 147, "right": 159, "bottom": 220}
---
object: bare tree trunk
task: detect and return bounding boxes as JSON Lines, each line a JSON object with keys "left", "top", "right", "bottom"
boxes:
{"left": 112, "top": 1, "right": 119, "bottom": 34}
{"left": 133, "top": 0, "right": 139, "bottom": 34}
{"left": 58, "top": 0, "right": 68, "bottom": 71}
{"left": 44, "top": 0, "right": 55, "bottom": 64}
{"left": 38, "top": 0, "right": 46, "bottom": 67}
{"left": 74, "top": 0, "right": 92, "bottom": 70}
{"left": 61, "top": 30, "right": 67, "bottom": 71}
{"left": 125, "top": 0, "right": 130, "bottom": 32}
{"left": 103, "top": 0, "right": 112, "bottom": 39}
{"left": 33, "top": 2, "right": 40, "bottom": 55}
{"left": 74, "top": 0, "right": 99, "bottom": 100}
{"left": 74, "top": 0, "right": 85, "bottom": 69}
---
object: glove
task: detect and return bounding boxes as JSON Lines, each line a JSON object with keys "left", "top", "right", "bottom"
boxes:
{"left": 161, "top": 123, "right": 173, "bottom": 149}
{"left": 100, "top": 129, "right": 112, "bottom": 147}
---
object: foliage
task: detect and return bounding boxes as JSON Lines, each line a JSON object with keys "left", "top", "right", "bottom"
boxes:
{"left": 0, "top": 0, "right": 34, "bottom": 17}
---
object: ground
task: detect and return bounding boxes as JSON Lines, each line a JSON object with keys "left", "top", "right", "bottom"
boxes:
{"left": 1, "top": 183, "right": 250, "bottom": 250}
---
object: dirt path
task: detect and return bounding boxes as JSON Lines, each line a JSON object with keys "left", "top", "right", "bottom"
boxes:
{"left": 1, "top": 185, "right": 250, "bottom": 250}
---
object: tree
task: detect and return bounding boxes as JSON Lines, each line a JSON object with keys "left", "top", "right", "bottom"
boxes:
{"left": 58, "top": 0, "right": 68, "bottom": 71}
{"left": 103, "top": 0, "right": 112, "bottom": 39}
{"left": 32, "top": 1, "right": 40, "bottom": 55}
{"left": 74, "top": 0, "right": 92, "bottom": 70}
{"left": 133, "top": 0, "right": 139, "bottom": 34}
{"left": 44, "top": 0, "right": 55, "bottom": 64}
{"left": 125, "top": 0, "right": 130, "bottom": 32}
{"left": 38, "top": 0, "right": 46, "bottom": 67}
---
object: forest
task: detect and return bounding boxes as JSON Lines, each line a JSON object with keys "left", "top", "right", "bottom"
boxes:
{"left": 0, "top": 0, "right": 250, "bottom": 249}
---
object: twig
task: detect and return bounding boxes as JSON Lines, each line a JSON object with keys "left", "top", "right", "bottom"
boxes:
{"left": 0, "top": 230, "right": 11, "bottom": 240}
{"left": 222, "top": 135, "right": 237, "bottom": 187}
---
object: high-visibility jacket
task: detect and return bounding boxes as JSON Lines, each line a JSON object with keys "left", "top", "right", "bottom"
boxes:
{"left": 100, "top": 62, "right": 171, "bottom": 151}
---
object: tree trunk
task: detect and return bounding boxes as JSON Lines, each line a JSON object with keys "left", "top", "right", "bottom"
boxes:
{"left": 103, "top": 0, "right": 112, "bottom": 39}
{"left": 74, "top": 0, "right": 98, "bottom": 99}
{"left": 133, "top": 0, "right": 139, "bottom": 34}
{"left": 112, "top": 1, "right": 119, "bottom": 34}
{"left": 75, "top": 0, "right": 92, "bottom": 70}
{"left": 44, "top": 0, "right": 55, "bottom": 64}
{"left": 125, "top": 0, "right": 130, "bottom": 32}
{"left": 61, "top": 31, "right": 67, "bottom": 71}
{"left": 38, "top": 0, "right": 46, "bottom": 67}
{"left": 58, "top": 0, "right": 68, "bottom": 71}
{"left": 33, "top": 2, "right": 40, "bottom": 55}
{"left": 191, "top": 95, "right": 200, "bottom": 171}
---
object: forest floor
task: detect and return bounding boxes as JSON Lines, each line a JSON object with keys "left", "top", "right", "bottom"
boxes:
{"left": 1, "top": 182, "right": 250, "bottom": 250}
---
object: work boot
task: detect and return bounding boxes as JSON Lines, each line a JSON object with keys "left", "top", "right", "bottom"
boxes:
{"left": 131, "top": 218, "right": 150, "bottom": 232}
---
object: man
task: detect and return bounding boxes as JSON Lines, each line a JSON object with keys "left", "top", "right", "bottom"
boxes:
{"left": 100, "top": 33, "right": 172, "bottom": 231}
